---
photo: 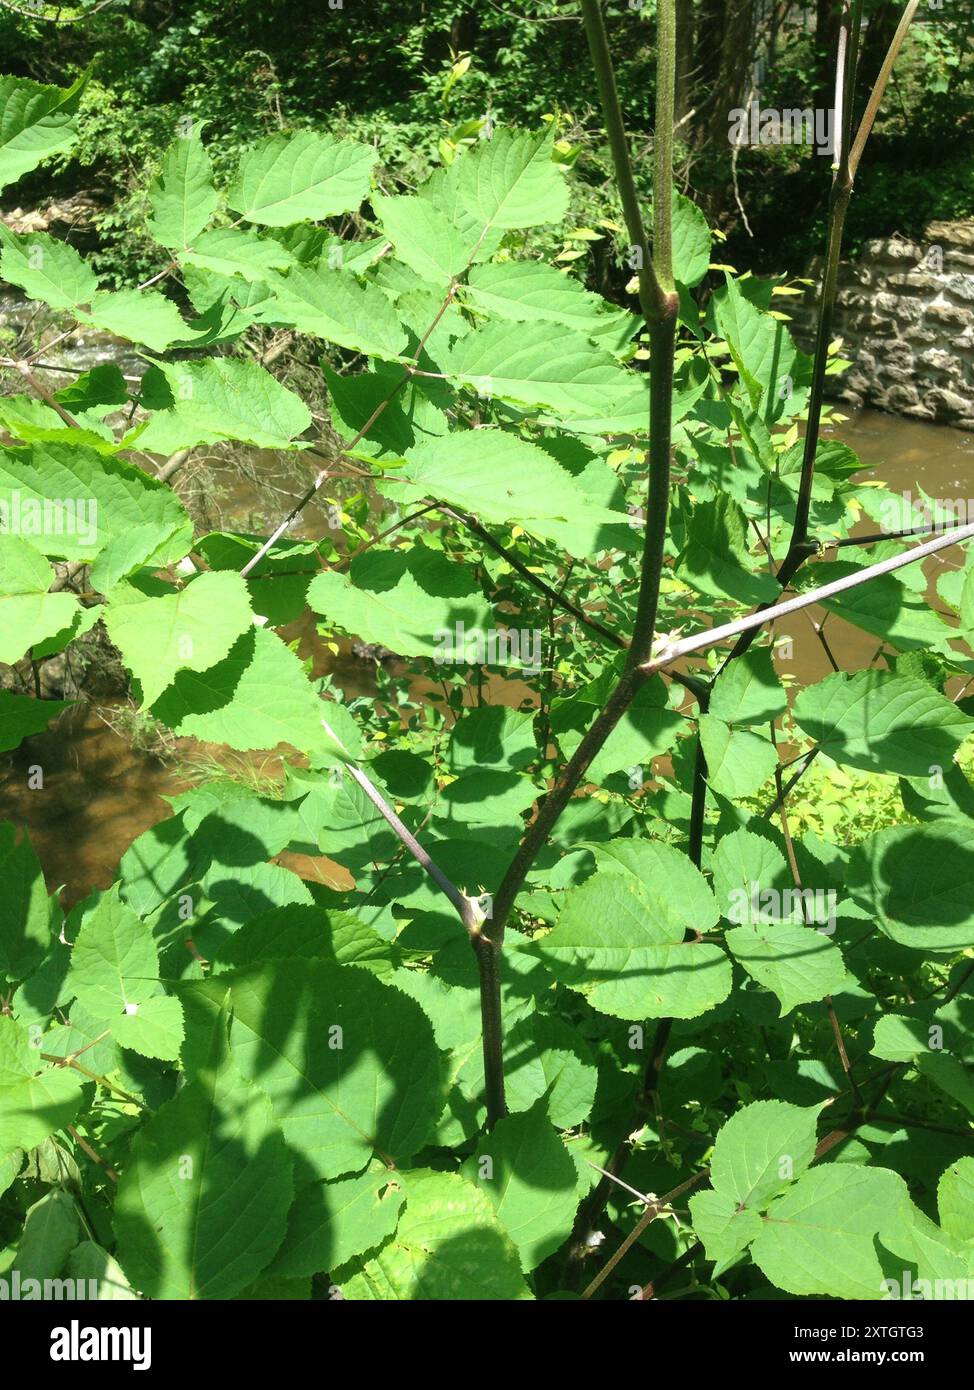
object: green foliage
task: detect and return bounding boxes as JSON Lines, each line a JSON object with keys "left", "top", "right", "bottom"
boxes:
{"left": 0, "top": 67, "right": 971, "bottom": 1308}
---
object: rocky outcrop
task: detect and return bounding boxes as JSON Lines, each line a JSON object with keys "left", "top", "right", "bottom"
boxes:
{"left": 793, "top": 220, "right": 974, "bottom": 431}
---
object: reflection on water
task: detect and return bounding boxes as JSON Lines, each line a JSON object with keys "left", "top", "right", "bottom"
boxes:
{"left": 2, "top": 409, "right": 972, "bottom": 905}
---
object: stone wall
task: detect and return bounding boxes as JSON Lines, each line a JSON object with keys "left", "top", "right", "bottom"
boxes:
{"left": 793, "top": 220, "right": 974, "bottom": 431}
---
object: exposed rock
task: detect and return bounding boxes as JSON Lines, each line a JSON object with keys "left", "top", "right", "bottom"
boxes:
{"left": 790, "top": 219, "right": 974, "bottom": 431}
{"left": 886, "top": 383, "right": 920, "bottom": 409}
{"left": 944, "top": 274, "right": 974, "bottom": 304}
{"left": 925, "top": 388, "right": 974, "bottom": 421}
{"left": 852, "top": 312, "right": 897, "bottom": 334}
{"left": 927, "top": 222, "right": 974, "bottom": 250}
{"left": 903, "top": 326, "right": 937, "bottom": 345}
{"left": 918, "top": 348, "right": 957, "bottom": 373}
{"left": 925, "top": 302, "right": 973, "bottom": 328}
{"left": 886, "top": 272, "right": 941, "bottom": 295}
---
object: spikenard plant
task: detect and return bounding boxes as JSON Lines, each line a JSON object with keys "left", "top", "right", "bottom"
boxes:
{"left": 0, "top": 0, "right": 972, "bottom": 1302}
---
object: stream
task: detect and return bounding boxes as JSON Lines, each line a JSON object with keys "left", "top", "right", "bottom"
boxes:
{"left": 1, "top": 406, "right": 972, "bottom": 907}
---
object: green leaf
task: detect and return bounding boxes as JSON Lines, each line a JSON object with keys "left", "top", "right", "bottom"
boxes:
{"left": 498, "top": 1014, "right": 597, "bottom": 1129}
{"left": 708, "top": 647, "right": 787, "bottom": 726}
{"left": 372, "top": 193, "right": 474, "bottom": 285}
{"left": 462, "top": 1100, "right": 579, "bottom": 1271}
{"left": 793, "top": 670, "right": 974, "bottom": 776}
{"left": 146, "top": 133, "right": 218, "bottom": 249}
{"left": 104, "top": 571, "right": 254, "bottom": 708}
{"left": 0, "top": 535, "right": 78, "bottom": 664}
{"left": 690, "top": 1099, "right": 824, "bottom": 1272}
{"left": 180, "top": 227, "right": 295, "bottom": 282}
{"left": 465, "top": 260, "right": 637, "bottom": 350}
{"left": 66, "top": 886, "right": 183, "bottom": 1060}
{"left": 182, "top": 960, "right": 448, "bottom": 1179}
{"left": 711, "top": 828, "right": 790, "bottom": 914}
{"left": 400, "top": 429, "right": 627, "bottom": 552}
{"left": 848, "top": 821, "right": 974, "bottom": 952}
{"left": 128, "top": 357, "right": 312, "bottom": 454}
{"left": 689, "top": 1190, "right": 763, "bottom": 1272}
{"left": 878, "top": 1196, "right": 973, "bottom": 1288}
{"left": 435, "top": 710, "right": 541, "bottom": 828}
{"left": 750, "top": 1164, "right": 909, "bottom": 1299}
{"left": 0, "top": 824, "right": 54, "bottom": 981}
{"left": 0, "top": 393, "right": 113, "bottom": 450}
{"left": 114, "top": 1058, "right": 293, "bottom": 1299}
{"left": 0, "top": 72, "right": 86, "bottom": 191}
{"left": 151, "top": 627, "right": 335, "bottom": 757}
{"left": 870, "top": 1009, "right": 969, "bottom": 1065}
{"left": 0, "top": 690, "right": 72, "bottom": 753}
{"left": 66, "top": 1242, "right": 138, "bottom": 1300}
{"left": 698, "top": 715, "right": 778, "bottom": 798}
{"left": 0, "top": 231, "right": 96, "bottom": 310}
{"left": 327, "top": 363, "right": 447, "bottom": 463}
{"left": 803, "top": 560, "right": 955, "bottom": 653}
{"left": 445, "top": 319, "right": 646, "bottom": 420}
{"left": 670, "top": 189, "right": 711, "bottom": 288}
{"left": 726, "top": 923, "right": 850, "bottom": 1016}
{"left": 591, "top": 837, "right": 720, "bottom": 936}
{"left": 227, "top": 131, "right": 377, "bottom": 225}
{"left": 675, "top": 493, "right": 778, "bottom": 606}
{"left": 269, "top": 1162, "right": 405, "bottom": 1278}
{"left": 714, "top": 272, "right": 809, "bottom": 418}
{"left": 714, "top": 1100, "right": 822, "bottom": 1206}
{"left": 0, "top": 440, "right": 193, "bottom": 564}
{"left": 283, "top": 768, "right": 399, "bottom": 868}
{"left": 448, "top": 705, "right": 537, "bottom": 775}
{"left": 0, "top": 1015, "right": 84, "bottom": 1157}
{"left": 309, "top": 541, "right": 493, "bottom": 660}
{"left": 339, "top": 1168, "right": 532, "bottom": 1299}
{"left": 255, "top": 264, "right": 407, "bottom": 359}
{"left": 550, "top": 672, "right": 684, "bottom": 783}
{"left": 531, "top": 871, "right": 732, "bottom": 1020}
{"left": 17, "top": 1190, "right": 79, "bottom": 1282}
{"left": 454, "top": 128, "right": 569, "bottom": 231}
{"left": 939, "top": 1158, "right": 974, "bottom": 1243}
{"left": 79, "top": 289, "right": 194, "bottom": 352}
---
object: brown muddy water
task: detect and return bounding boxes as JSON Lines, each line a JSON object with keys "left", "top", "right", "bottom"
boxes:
{"left": 2, "top": 409, "right": 972, "bottom": 905}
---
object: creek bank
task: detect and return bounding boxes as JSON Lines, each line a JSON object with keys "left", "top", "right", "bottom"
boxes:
{"left": 793, "top": 219, "right": 974, "bottom": 431}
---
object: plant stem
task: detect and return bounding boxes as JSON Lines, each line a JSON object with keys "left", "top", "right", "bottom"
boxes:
{"left": 789, "top": 4, "right": 862, "bottom": 551}
{"left": 321, "top": 719, "right": 486, "bottom": 936}
{"left": 474, "top": 0, "right": 680, "bottom": 1127}
{"left": 642, "top": 518, "right": 974, "bottom": 676}
{"left": 240, "top": 276, "right": 466, "bottom": 577}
